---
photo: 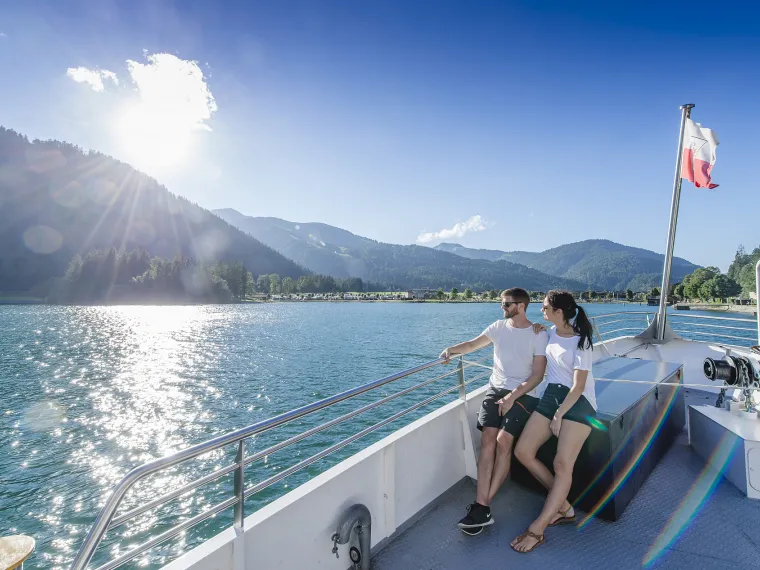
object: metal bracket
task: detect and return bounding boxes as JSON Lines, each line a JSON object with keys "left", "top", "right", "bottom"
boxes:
{"left": 635, "top": 314, "right": 682, "bottom": 344}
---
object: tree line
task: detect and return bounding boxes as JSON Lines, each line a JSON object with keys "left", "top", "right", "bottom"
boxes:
{"left": 49, "top": 248, "right": 387, "bottom": 304}
{"left": 727, "top": 245, "right": 759, "bottom": 294}
{"left": 37, "top": 244, "right": 760, "bottom": 305}
{"left": 635, "top": 245, "right": 758, "bottom": 304}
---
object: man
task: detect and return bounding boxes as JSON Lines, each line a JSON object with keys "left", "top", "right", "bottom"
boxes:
{"left": 440, "top": 287, "right": 548, "bottom": 535}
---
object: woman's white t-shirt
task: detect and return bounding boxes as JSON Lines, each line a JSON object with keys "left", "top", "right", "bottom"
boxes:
{"left": 545, "top": 327, "right": 596, "bottom": 410}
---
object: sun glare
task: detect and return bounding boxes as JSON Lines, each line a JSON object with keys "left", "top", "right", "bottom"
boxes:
{"left": 116, "top": 53, "right": 217, "bottom": 169}
{"left": 118, "top": 102, "right": 193, "bottom": 167}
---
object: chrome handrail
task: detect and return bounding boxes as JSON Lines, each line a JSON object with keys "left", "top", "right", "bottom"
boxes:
{"left": 591, "top": 312, "right": 653, "bottom": 343}
{"left": 590, "top": 310, "right": 756, "bottom": 346}
{"left": 667, "top": 313, "right": 756, "bottom": 324}
{"left": 590, "top": 311, "right": 656, "bottom": 320}
{"left": 107, "top": 365, "right": 466, "bottom": 530}
{"left": 70, "top": 354, "right": 490, "bottom": 570}
{"left": 671, "top": 329, "right": 755, "bottom": 343}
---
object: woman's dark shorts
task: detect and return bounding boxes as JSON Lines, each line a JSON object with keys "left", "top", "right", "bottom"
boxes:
{"left": 477, "top": 387, "right": 539, "bottom": 438}
{"left": 534, "top": 383, "right": 596, "bottom": 427}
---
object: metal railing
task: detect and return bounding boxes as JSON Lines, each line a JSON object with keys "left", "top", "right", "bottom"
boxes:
{"left": 590, "top": 311, "right": 654, "bottom": 343}
{"left": 70, "top": 354, "right": 492, "bottom": 570}
{"left": 591, "top": 310, "right": 758, "bottom": 348}
{"left": 70, "top": 309, "right": 758, "bottom": 569}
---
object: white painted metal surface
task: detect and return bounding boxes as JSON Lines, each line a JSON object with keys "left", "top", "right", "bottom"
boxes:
{"left": 688, "top": 404, "right": 760, "bottom": 499}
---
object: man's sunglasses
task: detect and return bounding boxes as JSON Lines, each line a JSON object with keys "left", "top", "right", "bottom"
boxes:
{"left": 501, "top": 301, "right": 520, "bottom": 309}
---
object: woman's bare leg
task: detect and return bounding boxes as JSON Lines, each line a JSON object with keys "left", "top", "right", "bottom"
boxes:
{"left": 512, "top": 419, "right": 591, "bottom": 552}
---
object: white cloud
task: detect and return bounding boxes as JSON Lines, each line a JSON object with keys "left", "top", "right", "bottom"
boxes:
{"left": 125, "top": 53, "right": 217, "bottom": 132}
{"left": 100, "top": 70, "right": 119, "bottom": 85}
{"left": 66, "top": 66, "right": 119, "bottom": 92}
{"left": 416, "top": 215, "right": 490, "bottom": 244}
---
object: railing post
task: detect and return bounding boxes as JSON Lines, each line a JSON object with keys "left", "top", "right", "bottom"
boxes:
{"left": 234, "top": 441, "right": 245, "bottom": 528}
{"left": 456, "top": 357, "right": 466, "bottom": 400}
{"left": 456, "top": 357, "right": 478, "bottom": 479}
{"left": 233, "top": 440, "right": 245, "bottom": 570}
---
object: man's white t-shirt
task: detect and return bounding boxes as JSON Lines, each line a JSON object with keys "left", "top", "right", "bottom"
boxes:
{"left": 482, "top": 320, "right": 549, "bottom": 397}
{"left": 545, "top": 326, "right": 596, "bottom": 409}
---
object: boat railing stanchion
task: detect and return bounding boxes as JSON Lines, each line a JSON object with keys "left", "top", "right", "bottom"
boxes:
{"left": 233, "top": 440, "right": 245, "bottom": 570}
{"left": 456, "top": 357, "right": 466, "bottom": 400}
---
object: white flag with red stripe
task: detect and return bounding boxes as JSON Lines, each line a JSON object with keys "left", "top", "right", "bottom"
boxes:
{"left": 681, "top": 119, "right": 719, "bottom": 189}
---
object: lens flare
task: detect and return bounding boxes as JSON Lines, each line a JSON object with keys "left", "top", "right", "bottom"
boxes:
{"left": 587, "top": 416, "right": 608, "bottom": 431}
{"left": 577, "top": 385, "right": 681, "bottom": 528}
{"left": 642, "top": 431, "right": 741, "bottom": 567}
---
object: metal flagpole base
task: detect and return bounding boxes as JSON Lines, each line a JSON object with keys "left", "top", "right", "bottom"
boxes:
{"left": 636, "top": 314, "right": 682, "bottom": 344}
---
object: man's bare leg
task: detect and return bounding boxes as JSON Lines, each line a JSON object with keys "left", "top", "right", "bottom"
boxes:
{"left": 487, "top": 430, "right": 514, "bottom": 503}
{"left": 476, "top": 427, "right": 499, "bottom": 505}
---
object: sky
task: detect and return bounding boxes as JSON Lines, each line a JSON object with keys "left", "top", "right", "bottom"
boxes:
{"left": 1, "top": 0, "right": 758, "bottom": 272}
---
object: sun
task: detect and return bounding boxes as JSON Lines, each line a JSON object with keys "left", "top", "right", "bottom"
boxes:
{"left": 117, "top": 101, "right": 193, "bottom": 168}
{"left": 115, "top": 53, "right": 217, "bottom": 169}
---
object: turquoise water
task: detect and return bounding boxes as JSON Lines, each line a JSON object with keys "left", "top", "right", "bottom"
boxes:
{"left": 0, "top": 303, "right": 755, "bottom": 569}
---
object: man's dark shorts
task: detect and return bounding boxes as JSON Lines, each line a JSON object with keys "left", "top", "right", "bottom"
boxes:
{"left": 477, "top": 386, "right": 539, "bottom": 438}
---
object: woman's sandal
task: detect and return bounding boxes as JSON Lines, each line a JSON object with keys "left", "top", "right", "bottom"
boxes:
{"left": 510, "top": 530, "right": 545, "bottom": 553}
{"left": 548, "top": 506, "right": 576, "bottom": 526}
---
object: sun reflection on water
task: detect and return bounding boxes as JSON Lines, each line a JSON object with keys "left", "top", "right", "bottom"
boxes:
{"left": 2, "top": 305, "right": 234, "bottom": 569}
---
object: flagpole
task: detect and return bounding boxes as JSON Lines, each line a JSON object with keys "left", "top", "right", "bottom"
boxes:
{"left": 656, "top": 103, "right": 694, "bottom": 341}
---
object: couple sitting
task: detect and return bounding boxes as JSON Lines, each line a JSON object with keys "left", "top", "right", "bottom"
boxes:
{"left": 440, "top": 287, "right": 596, "bottom": 554}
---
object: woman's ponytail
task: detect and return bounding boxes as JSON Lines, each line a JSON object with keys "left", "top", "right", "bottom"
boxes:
{"left": 572, "top": 305, "right": 594, "bottom": 350}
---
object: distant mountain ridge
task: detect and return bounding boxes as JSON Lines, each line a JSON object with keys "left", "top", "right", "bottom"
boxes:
{"left": 435, "top": 240, "right": 700, "bottom": 291}
{"left": 213, "top": 208, "right": 586, "bottom": 291}
{"left": 0, "top": 127, "right": 306, "bottom": 294}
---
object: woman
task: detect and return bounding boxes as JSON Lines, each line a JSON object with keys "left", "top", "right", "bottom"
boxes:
{"left": 510, "top": 290, "right": 596, "bottom": 554}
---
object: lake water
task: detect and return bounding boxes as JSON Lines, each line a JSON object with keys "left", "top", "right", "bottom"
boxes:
{"left": 1, "top": 302, "right": 755, "bottom": 569}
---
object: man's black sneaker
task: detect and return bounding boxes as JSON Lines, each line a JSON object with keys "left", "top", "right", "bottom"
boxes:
{"left": 457, "top": 503, "right": 493, "bottom": 530}
{"left": 460, "top": 525, "right": 484, "bottom": 536}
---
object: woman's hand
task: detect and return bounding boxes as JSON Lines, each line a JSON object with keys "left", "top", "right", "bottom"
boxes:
{"left": 551, "top": 413, "right": 563, "bottom": 437}
{"left": 532, "top": 322, "right": 547, "bottom": 334}
{"left": 439, "top": 348, "right": 453, "bottom": 364}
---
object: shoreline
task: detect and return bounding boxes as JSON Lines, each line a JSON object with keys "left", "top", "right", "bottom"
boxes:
{"left": 674, "top": 302, "right": 757, "bottom": 316}
{"left": 2, "top": 297, "right": 756, "bottom": 317}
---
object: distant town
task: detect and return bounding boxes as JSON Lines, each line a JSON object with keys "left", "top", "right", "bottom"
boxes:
{"left": 254, "top": 285, "right": 757, "bottom": 311}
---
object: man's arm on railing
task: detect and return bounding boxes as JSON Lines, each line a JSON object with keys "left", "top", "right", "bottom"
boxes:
{"left": 440, "top": 334, "right": 492, "bottom": 364}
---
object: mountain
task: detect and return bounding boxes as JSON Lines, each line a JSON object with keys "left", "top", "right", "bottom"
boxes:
{"left": 435, "top": 243, "right": 506, "bottom": 263}
{"left": 0, "top": 128, "right": 306, "bottom": 294}
{"left": 435, "top": 240, "right": 700, "bottom": 291}
{"left": 213, "top": 209, "right": 586, "bottom": 291}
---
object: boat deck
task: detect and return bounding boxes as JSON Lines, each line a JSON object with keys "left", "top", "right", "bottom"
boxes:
{"left": 373, "top": 393, "right": 760, "bottom": 570}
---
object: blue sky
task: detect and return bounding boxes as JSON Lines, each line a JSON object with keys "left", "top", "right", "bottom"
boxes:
{"left": 1, "top": 0, "right": 758, "bottom": 271}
